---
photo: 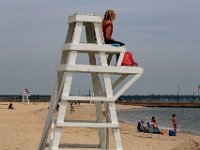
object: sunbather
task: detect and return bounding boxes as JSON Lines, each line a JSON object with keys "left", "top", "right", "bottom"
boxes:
{"left": 151, "top": 116, "right": 159, "bottom": 130}
{"left": 137, "top": 119, "right": 148, "bottom": 132}
{"left": 150, "top": 116, "right": 162, "bottom": 134}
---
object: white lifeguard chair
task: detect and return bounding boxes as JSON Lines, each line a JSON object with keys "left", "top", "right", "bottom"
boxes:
{"left": 39, "top": 13, "right": 143, "bottom": 150}
{"left": 22, "top": 88, "right": 30, "bottom": 104}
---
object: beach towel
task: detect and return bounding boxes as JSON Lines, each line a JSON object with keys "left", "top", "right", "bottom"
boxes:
{"left": 160, "top": 130, "right": 167, "bottom": 135}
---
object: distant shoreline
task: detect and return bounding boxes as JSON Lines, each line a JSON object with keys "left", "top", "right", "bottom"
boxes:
{"left": 1, "top": 100, "right": 200, "bottom": 108}
{"left": 116, "top": 101, "right": 200, "bottom": 108}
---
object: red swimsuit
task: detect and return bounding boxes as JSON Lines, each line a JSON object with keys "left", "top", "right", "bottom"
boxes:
{"left": 102, "top": 23, "right": 113, "bottom": 43}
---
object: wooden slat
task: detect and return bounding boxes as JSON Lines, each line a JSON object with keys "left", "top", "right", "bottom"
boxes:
{"left": 62, "top": 43, "right": 125, "bottom": 53}
{"left": 114, "top": 74, "right": 143, "bottom": 100}
{"left": 62, "top": 96, "right": 115, "bottom": 101}
{"left": 112, "top": 75, "right": 128, "bottom": 90}
{"left": 53, "top": 119, "right": 98, "bottom": 123}
{"left": 64, "top": 120, "right": 97, "bottom": 123}
{"left": 46, "top": 143, "right": 100, "bottom": 149}
{"left": 68, "top": 13, "right": 102, "bottom": 23}
{"left": 56, "top": 122, "right": 118, "bottom": 128}
{"left": 57, "top": 64, "right": 144, "bottom": 75}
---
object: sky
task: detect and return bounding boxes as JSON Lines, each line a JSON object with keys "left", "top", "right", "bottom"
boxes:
{"left": 0, "top": 0, "right": 200, "bottom": 95}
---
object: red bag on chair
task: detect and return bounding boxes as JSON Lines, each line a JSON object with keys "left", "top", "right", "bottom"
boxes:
{"left": 121, "top": 51, "right": 138, "bottom": 66}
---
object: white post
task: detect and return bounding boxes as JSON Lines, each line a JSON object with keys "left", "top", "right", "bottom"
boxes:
{"left": 22, "top": 88, "right": 30, "bottom": 104}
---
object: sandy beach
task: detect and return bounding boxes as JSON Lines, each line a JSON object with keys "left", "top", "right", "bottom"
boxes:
{"left": 0, "top": 102, "right": 200, "bottom": 150}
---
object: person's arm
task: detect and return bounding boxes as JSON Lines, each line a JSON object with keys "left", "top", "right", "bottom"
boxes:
{"left": 143, "top": 124, "right": 147, "bottom": 131}
{"left": 152, "top": 122, "right": 158, "bottom": 129}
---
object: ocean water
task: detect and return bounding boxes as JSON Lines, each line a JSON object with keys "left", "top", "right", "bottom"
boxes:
{"left": 117, "top": 107, "right": 200, "bottom": 135}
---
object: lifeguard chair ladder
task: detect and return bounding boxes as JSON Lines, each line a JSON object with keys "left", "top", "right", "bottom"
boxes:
{"left": 39, "top": 13, "right": 143, "bottom": 150}
{"left": 22, "top": 88, "right": 30, "bottom": 104}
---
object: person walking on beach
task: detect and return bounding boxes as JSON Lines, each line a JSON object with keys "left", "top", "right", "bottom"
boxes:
{"left": 171, "top": 114, "right": 177, "bottom": 132}
{"left": 70, "top": 102, "right": 75, "bottom": 113}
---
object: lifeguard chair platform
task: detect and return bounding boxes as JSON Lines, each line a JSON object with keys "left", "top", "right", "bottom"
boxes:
{"left": 39, "top": 13, "right": 143, "bottom": 150}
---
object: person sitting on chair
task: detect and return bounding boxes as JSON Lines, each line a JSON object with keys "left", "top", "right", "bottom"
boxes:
{"left": 150, "top": 116, "right": 161, "bottom": 134}
{"left": 137, "top": 119, "right": 148, "bottom": 132}
{"left": 102, "top": 10, "right": 125, "bottom": 64}
{"left": 141, "top": 119, "right": 148, "bottom": 132}
{"left": 102, "top": 10, "right": 125, "bottom": 46}
{"left": 151, "top": 116, "right": 158, "bottom": 130}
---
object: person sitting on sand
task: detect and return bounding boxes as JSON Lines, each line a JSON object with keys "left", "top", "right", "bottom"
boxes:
{"left": 137, "top": 119, "right": 148, "bottom": 132}
{"left": 141, "top": 119, "right": 148, "bottom": 132}
{"left": 151, "top": 116, "right": 159, "bottom": 130}
{"left": 8, "top": 103, "right": 14, "bottom": 109}
{"left": 150, "top": 116, "right": 162, "bottom": 134}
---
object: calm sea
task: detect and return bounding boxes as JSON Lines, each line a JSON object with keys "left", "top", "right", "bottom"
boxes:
{"left": 117, "top": 107, "right": 200, "bottom": 135}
